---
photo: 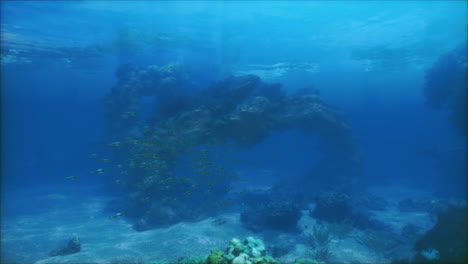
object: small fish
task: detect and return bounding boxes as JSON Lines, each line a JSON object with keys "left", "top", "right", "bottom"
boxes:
{"left": 109, "top": 212, "right": 125, "bottom": 219}
{"left": 159, "top": 177, "right": 174, "bottom": 184}
{"left": 140, "top": 197, "right": 152, "bottom": 203}
{"left": 112, "top": 179, "right": 123, "bottom": 184}
{"left": 128, "top": 139, "right": 140, "bottom": 145}
{"left": 183, "top": 190, "right": 193, "bottom": 196}
{"left": 89, "top": 169, "right": 107, "bottom": 174}
{"left": 212, "top": 218, "right": 227, "bottom": 226}
{"left": 108, "top": 142, "right": 122, "bottom": 147}
{"left": 120, "top": 170, "right": 128, "bottom": 175}
{"left": 215, "top": 201, "right": 230, "bottom": 207}
{"left": 121, "top": 112, "right": 138, "bottom": 118}
{"left": 65, "top": 176, "right": 79, "bottom": 180}
{"left": 134, "top": 183, "right": 146, "bottom": 188}
{"left": 116, "top": 164, "right": 123, "bottom": 169}
{"left": 100, "top": 158, "right": 112, "bottom": 163}
{"left": 88, "top": 153, "right": 98, "bottom": 158}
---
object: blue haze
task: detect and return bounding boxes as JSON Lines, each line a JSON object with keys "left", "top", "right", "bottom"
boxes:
{"left": 0, "top": 1, "right": 466, "bottom": 261}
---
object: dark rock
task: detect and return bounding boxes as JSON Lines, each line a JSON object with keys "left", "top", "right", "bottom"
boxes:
{"left": 268, "top": 244, "right": 293, "bottom": 258}
{"left": 424, "top": 44, "right": 467, "bottom": 136}
{"left": 312, "top": 191, "right": 352, "bottom": 222}
{"left": 241, "top": 201, "right": 301, "bottom": 233}
{"left": 414, "top": 205, "right": 468, "bottom": 263}
{"left": 49, "top": 236, "right": 81, "bottom": 256}
{"left": 240, "top": 189, "right": 302, "bottom": 233}
{"left": 312, "top": 191, "right": 387, "bottom": 230}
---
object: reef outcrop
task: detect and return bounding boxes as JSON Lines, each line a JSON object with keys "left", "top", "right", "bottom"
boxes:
{"left": 239, "top": 187, "right": 303, "bottom": 232}
{"left": 206, "top": 237, "right": 278, "bottom": 264}
{"left": 311, "top": 191, "right": 387, "bottom": 230}
{"left": 103, "top": 63, "right": 361, "bottom": 230}
{"left": 424, "top": 44, "right": 467, "bottom": 137}
{"left": 414, "top": 205, "right": 468, "bottom": 263}
{"left": 49, "top": 236, "right": 81, "bottom": 257}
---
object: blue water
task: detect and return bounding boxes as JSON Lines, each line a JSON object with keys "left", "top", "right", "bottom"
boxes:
{"left": 1, "top": 1, "right": 466, "bottom": 263}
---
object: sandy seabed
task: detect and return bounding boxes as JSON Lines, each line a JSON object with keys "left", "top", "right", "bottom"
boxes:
{"left": 1, "top": 183, "right": 435, "bottom": 264}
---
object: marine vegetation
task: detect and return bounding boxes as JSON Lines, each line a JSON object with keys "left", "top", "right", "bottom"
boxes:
{"left": 100, "top": 63, "right": 361, "bottom": 230}
{"left": 311, "top": 246, "right": 334, "bottom": 263}
{"left": 303, "top": 224, "right": 336, "bottom": 263}
{"left": 312, "top": 191, "right": 352, "bottom": 223}
{"left": 307, "top": 224, "right": 331, "bottom": 248}
{"left": 293, "top": 259, "right": 322, "bottom": 264}
{"left": 148, "top": 237, "right": 333, "bottom": 264}
{"left": 326, "top": 219, "right": 355, "bottom": 240}
{"left": 356, "top": 230, "right": 394, "bottom": 260}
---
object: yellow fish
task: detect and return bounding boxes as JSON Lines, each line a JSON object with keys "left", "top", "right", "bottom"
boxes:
{"left": 65, "top": 176, "right": 79, "bottom": 180}
{"left": 100, "top": 158, "right": 112, "bottom": 163}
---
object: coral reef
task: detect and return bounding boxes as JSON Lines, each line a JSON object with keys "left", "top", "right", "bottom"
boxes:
{"left": 424, "top": 43, "right": 467, "bottom": 136}
{"left": 148, "top": 237, "right": 280, "bottom": 264}
{"left": 104, "top": 63, "right": 189, "bottom": 139}
{"left": 103, "top": 63, "right": 361, "bottom": 230}
{"left": 206, "top": 237, "right": 279, "bottom": 264}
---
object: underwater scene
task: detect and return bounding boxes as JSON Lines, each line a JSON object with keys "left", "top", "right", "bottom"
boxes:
{"left": 1, "top": 1, "right": 467, "bottom": 264}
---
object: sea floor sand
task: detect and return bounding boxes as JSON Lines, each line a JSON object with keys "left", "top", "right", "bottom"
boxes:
{"left": 1, "top": 183, "right": 435, "bottom": 264}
